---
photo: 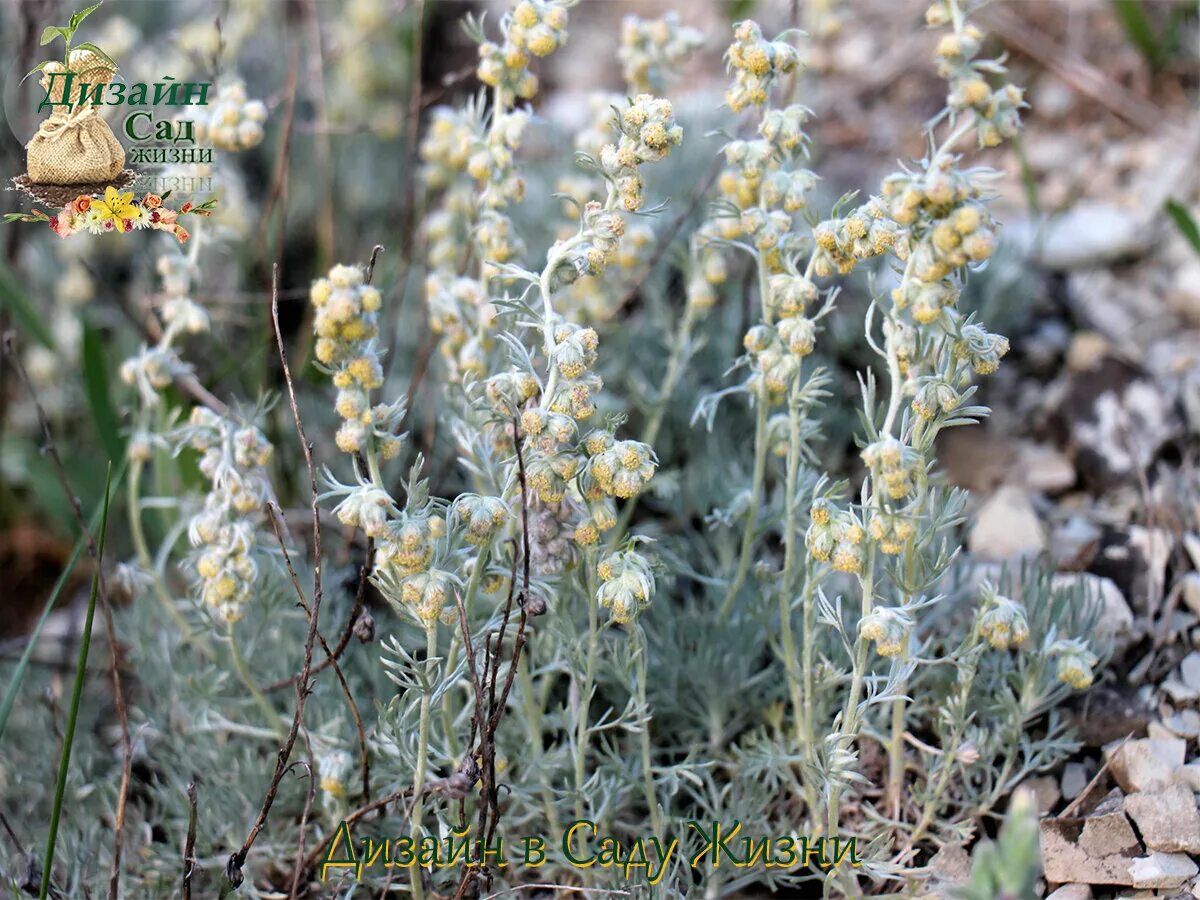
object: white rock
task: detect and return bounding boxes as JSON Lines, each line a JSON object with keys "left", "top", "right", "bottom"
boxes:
{"left": 1128, "top": 852, "right": 1198, "bottom": 889}
{"left": 1125, "top": 782, "right": 1200, "bottom": 853}
{"left": 1047, "top": 886, "right": 1093, "bottom": 900}
{"left": 1015, "top": 441, "right": 1076, "bottom": 493}
{"left": 968, "top": 486, "right": 1046, "bottom": 561}
{"left": 1038, "top": 202, "right": 1148, "bottom": 270}
{"left": 1175, "top": 762, "right": 1200, "bottom": 792}
{"left": 1182, "top": 651, "right": 1200, "bottom": 693}
{"left": 1106, "top": 738, "right": 1186, "bottom": 792}
{"left": 1182, "top": 573, "right": 1200, "bottom": 617}
{"left": 1164, "top": 678, "right": 1200, "bottom": 704}
{"left": 1163, "top": 709, "right": 1200, "bottom": 739}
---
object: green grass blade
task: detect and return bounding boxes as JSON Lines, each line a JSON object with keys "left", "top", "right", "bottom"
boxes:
{"left": 82, "top": 324, "right": 125, "bottom": 463}
{"left": 0, "top": 460, "right": 126, "bottom": 741}
{"left": 0, "top": 262, "right": 54, "bottom": 348}
{"left": 39, "top": 463, "right": 113, "bottom": 900}
{"left": 1111, "top": 0, "right": 1166, "bottom": 70}
{"left": 1166, "top": 198, "right": 1200, "bottom": 256}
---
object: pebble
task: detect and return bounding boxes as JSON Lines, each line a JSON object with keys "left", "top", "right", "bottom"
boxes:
{"left": 1038, "top": 202, "right": 1148, "bottom": 270}
{"left": 968, "top": 486, "right": 1046, "bottom": 561}
{"left": 1125, "top": 782, "right": 1200, "bottom": 853}
{"left": 1128, "top": 852, "right": 1199, "bottom": 890}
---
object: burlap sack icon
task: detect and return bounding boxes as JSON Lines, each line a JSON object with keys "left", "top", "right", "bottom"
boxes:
{"left": 26, "top": 51, "right": 125, "bottom": 185}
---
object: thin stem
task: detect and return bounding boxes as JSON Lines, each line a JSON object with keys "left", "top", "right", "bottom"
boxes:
{"left": 634, "top": 626, "right": 662, "bottom": 837}
{"left": 719, "top": 384, "right": 769, "bottom": 620}
{"left": 574, "top": 555, "right": 600, "bottom": 822}
{"left": 127, "top": 454, "right": 193, "bottom": 636}
{"left": 228, "top": 625, "right": 286, "bottom": 734}
{"left": 410, "top": 623, "right": 439, "bottom": 900}
{"left": 612, "top": 299, "right": 699, "bottom": 542}
{"left": 518, "top": 651, "right": 560, "bottom": 836}
{"left": 442, "top": 546, "right": 490, "bottom": 758}
{"left": 719, "top": 252, "right": 774, "bottom": 619}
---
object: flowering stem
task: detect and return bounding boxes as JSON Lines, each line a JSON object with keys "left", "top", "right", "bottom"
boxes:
{"left": 442, "top": 545, "right": 490, "bottom": 758}
{"left": 633, "top": 625, "right": 662, "bottom": 837}
{"left": 127, "top": 455, "right": 193, "bottom": 637}
{"left": 518, "top": 652, "right": 560, "bottom": 836}
{"left": 612, "top": 299, "right": 699, "bottom": 543}
{"left": 720, "top": 381, "right": 768, "bottom": 620}
{"left": 574, "top": 552, "right": 600, "bottom": 822}
{"left": 228, "top": 624, "right": 285, "bottom": 734}
{"left": 719, "top": 253, "right": 774, "bottom": 619}
{"left": 410, "top": 623, "right": 438, "bottom": 900}
{"left": 826, "top": 541, "right": 876, "bottom": 845}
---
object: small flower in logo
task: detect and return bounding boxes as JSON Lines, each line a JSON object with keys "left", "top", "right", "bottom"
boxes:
{"left": 93, "top": 186, "right": 137, "bottom": 227}
{"left": 143, "top": 193, "right": 162, "bottom": 210}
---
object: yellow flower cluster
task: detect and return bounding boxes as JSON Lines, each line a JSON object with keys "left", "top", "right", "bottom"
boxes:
{"left": 618, "top": 12, "right": 704, "bottom": 95}
{"left": 595, "top": 549, "right": 655, "bottom": 625}
{"left": 806, "top": 498, "right": 865, "bottom": 574}
{"left": 724, "top": 20, "right": 802, "bottom": 112}
{"left": 810, "top": 200, "right": 900, "bottom": 277}
{"left": 867, "top": 512, "right": 916, "bottom": 555}
{"left": 584, "top": 435, "right": 657, "bottom": 501}
{"left": 741, "top": 297, "right": 816, "bottom": 404}
{"left": 931, "top": 16, "right": 1025, "bottom": 147}
{"left": 977, "top": 586, "right": 1030, "bottom": 650}
{"left": 310, "top": 263, "right": 402, "bottom": 457}
{"left": 598, "top": 94, "right": 683, "bottom": 212}
{"left": 861, "top": 437, "right": 922, "bottom": 501}
{"left": 397, "top": 569, "right": 455, "bottom": 627}
{"left": 953, "top": 323, "right": 1010, "bottom": 375}
{"left": 185, "top": 407, "right": 274, "bottom": 624}
{"left": 859, "top": 606, "right": 912, "bottom": 658}
{"left": 1049, "top": 639, "right": 1098, "bottom": 690}
{"left": 477, "top": 0, "right": 573, "bottom": 104}
{"left": 453, "top": 494, "right": 510, "bottom": 546}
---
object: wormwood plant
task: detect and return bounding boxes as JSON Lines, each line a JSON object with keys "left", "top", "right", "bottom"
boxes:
{"left": 0, "top": 2, "right": 1103, "bottom": 899}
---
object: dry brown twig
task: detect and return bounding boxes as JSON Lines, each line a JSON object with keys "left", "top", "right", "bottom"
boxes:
{"left": 267, "top": 504, "right": 372, "bottom": 805}
{"left": 264, "top": 244, "right": 384, "bottom": 696}
{"left": 1, "top": 330, "right": 132, "bottom": 900}
{"left": 286, "top": 756, "right": 316, "bottom": 900}
{"left": 224, "top": 264, "right": 325, "bottom": 890}
{"left": 181, "top": 780, "right": 199, "bottom": 900}
{"left": 452, "top": 415, "right": 536, "bottom": 900}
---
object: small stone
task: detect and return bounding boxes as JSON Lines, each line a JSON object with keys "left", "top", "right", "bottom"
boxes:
{"left": 1176, "top": 762, "right": 1200, "bottom": 792}
{"left": 1015, "top": 441, "right": 1076, "bottom": 493}
{"left": 1079, "top": 795, "right": 1140, "bottom": 858}
{"left": 1062, "top": 762, "right": 1091, "bottom": 800}
{"left": 1164, "top": 678, "right": 1200, "bottom": 704}
{"left": 1106, "top": 738, "right": 1186, "bottom": 792}
{"left": 1066, "top": 331, "right": 1111, "bottom": 372}
{"left": 968, "top": 486, "right": 1046, "bottom": 561}
{"left": 1040, "top": 817, "right": 1137, "bottom": 886}
{"left": 927, "top": 842, "right": 971, "bottom": 886}
{"left": 1019, "top": 775, "right": 1062, "bottom": 815}
{"left": 1047, "top": 886, "right": 1093, "bottom": 900}
{"left": 1183, "top": 574, "right": 1200, "bottom": 617}
{"left": 1182, "top": 652, "right": 1200, "bottom": 693}
{"left": 1125, "top": 782, "right": 1200, "bottom": 853}
{"left": 1038, "top": 202, "right": 1148, "bottom": 270}
{"left": 1051, "top": 515, "right": 1102, "bottom": 570}
{"left": 1163, "top": 710, "right": 1200, "bottom": 739}
{"left": 1128, "top": 852, "right": 1198, "bottom": 889}
{"left": 1148, "top": 721, "right": 1177, "bottom": 741}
